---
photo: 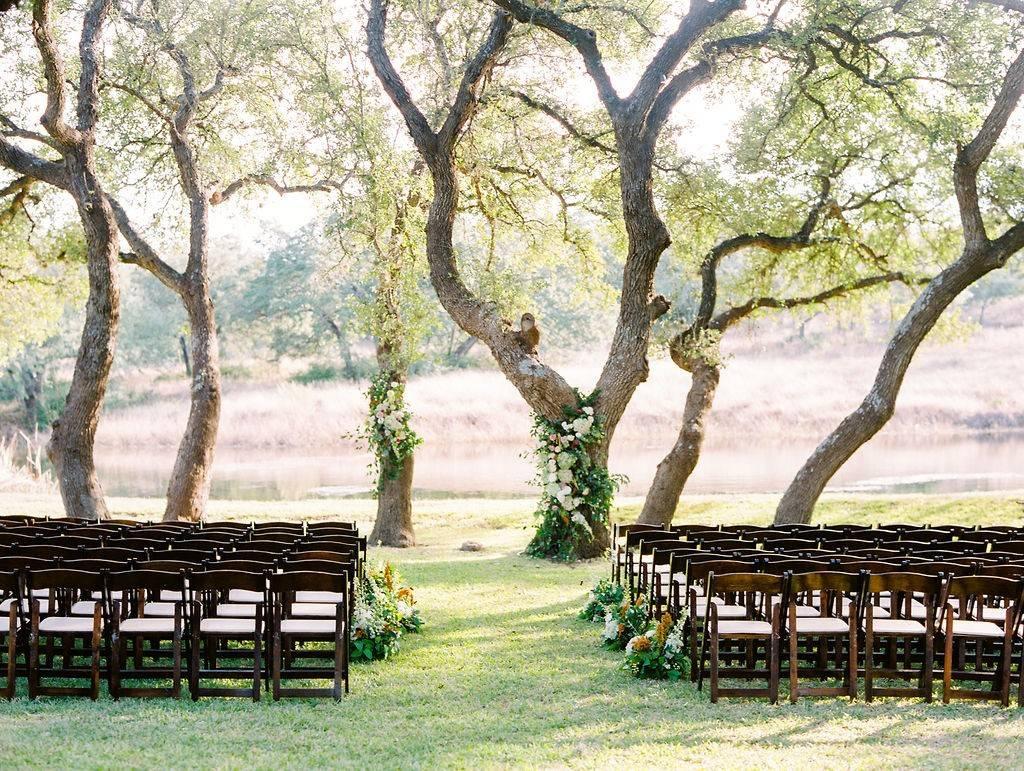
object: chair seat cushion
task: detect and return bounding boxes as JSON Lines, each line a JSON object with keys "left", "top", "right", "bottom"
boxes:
{"left": 695, "top": 602, "right": 746, "bottom": 619}
{"left": 294, "top": 590, "right": 345, "bottom": 603}
{"left": 0, "top": 615, "right": 15, "bottom": 633}
{"left": 120, "top": 617, "right": 175, "bottom": 634}
{"left": 868, "top": 619, "right": 927, "bottom": 635}
{"left": 39, "top": 616, "right": 101, "bottom": 633}
{"left": 980, "top": 606, "right": 1013, "bottom": 623}
{"left": 160, "top": 591, "right": 184, "bottom": 601}
{"left": 200, "top": 618, "right": 256, "bottom": 634}
{"left": 71, "top": 601, "right": 100, "bottom": 615}
{"left": 290, "top": 602, "right": 339, "bottom": 617}
{"left": 142, "top": 602, "right": 179, "bottom": 617}
{"left": 217, "top": 603, "right": 258, "bottom": 618}
{"left": 717, "top": 620, "right": 772, "bottom": 636}
{"left": 280, "top": 619, "right": 337, "bottom": 634}
{"left": 1, "top": 598, "right": 50, "bottom": 613}
{"left": 228, "top": 589, "right": 263, "bottom": 602}
{"left": 950, "top": 619, "right": 1005, "bottom": 638}
{"left": 793, "top": 617, "right": 849, "bottom": 635}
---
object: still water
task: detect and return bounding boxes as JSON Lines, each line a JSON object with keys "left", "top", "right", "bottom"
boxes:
{"left": 95, "top": 433, "right": 1024, "bottom": 500}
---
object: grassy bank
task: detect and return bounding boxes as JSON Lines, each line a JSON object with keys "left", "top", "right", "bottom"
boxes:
{"left": 0, "top": 492, "right": 1023, "bottom": 769}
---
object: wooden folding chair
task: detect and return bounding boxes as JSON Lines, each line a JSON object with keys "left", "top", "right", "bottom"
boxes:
{"left": 941, "top": 575, "right": 1022, "bottom": 706}
{"left": 269, "top": 571, "right": 349, "bottom": 700}
{"left": 787, "top": 571, "right": 860, "bottom": 702}
{"left": 189, "top": 570, "right": 267, "bottom": 701}
{"left": 862, "top": 572, "right": 942, "bottom": 702}
{"left": 108, "top": 570, "right": 186, "bottom": 699}
{"left": 0, "top": 569, "right": 20, "bottom": 699}
{"left": 698, "top": 572, "right": 784, "bottom": 703}
{"left": 26, "top": 568, "right": 108, "bottom": 700}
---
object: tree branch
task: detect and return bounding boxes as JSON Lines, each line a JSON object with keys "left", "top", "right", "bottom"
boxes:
{"left": 30, "top": 0, "right": 80, "bottom": 147}
{"left": 106, "top": 195, "right": 184, "bottom": 293}
{"left": 709, "top": 271, "right": 919, "bottom": 330}
{"left": 212, "top": 174, "right": 351, "bottom": 205}
{"left": 953, "top": 44, "right": 1024, "bottom": 249}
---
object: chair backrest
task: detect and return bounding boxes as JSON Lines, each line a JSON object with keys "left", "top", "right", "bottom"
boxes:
{"left": 788, "top": 570, "right": 861, "bottom": 595}
{"left": 279, "top": 559, "right": 349, "bottom": 574}
{"left": 688, "top": 558, "right": 752, "bottom": 586}
{"left": 155, "top": 548, "right": 216, "bottom": 563}
{"left": 708, "top": 571, "right": 785, "bottom": 597}
{"left": 17, "top": 544, "right": 81, "bottom": 560}
{"left": 63, "top": 559, "right": 130, "bottom": 573}
{"left": 140, "top": 559, "right": 203, "bottom": 572}
{"left": 760, "top": 559, "right": 832, "bottom": 576}
{"left": 287, "top": 550, "right": 357, "bottom": 564}
{"left": 209, "top": 559, "right": 276, "bottom": 573}
{"left": 865, "top": 571, "right": 943, "bottom": 598}
{"left": 698, "top": 538, "right": 751, "bottom": 553}
{"left": 269, "top": 570, "right": 348, "bottom": 596}
{"left": 107, "top": 569, "right": 186, "bottom": 595}
{"left": 78, "top": 547, "right": 144, "bottom": 563}
{"left": 28, "top": 567, "right": 107, "bottom": 595}
{"left": 764, "top": 538, "right": 818, "bottom": 554}
{"left": 190, "top": 569, "right": 267, "bottom": 595}
{"left": 977, "top": 563, "right": 1024, "bottom": 580}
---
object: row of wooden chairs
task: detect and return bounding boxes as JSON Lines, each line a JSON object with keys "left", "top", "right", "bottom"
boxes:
{"left": 693, "top": 568, "right": 1024, "bottom": 706}
{"left": 0, "top": 516, "right": 363, "bottom": 702}
{"left": 0, "top": 564, "right": 352, "bottom": 702}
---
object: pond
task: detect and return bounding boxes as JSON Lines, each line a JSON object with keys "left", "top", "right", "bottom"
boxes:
{"left": 93, "top": 432, "right": 1024, "bottom": 501}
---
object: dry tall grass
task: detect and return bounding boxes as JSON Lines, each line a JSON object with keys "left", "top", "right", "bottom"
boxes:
{"left": 0, "top": 433, "right": 55, "bottom": 494}
{"left": 92, "top": 321, "right": 1024, "bottom": 452}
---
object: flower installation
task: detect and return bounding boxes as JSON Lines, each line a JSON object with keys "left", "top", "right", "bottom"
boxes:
{"left": 356, "top": 372, "right": 422, "bottom": 492}
{"left": 579, "top": 577, "right": 625, "bottom": 623}
{"left": 350, "top": 561, "right": 424, "bottom": 662}
{"left": 526, "top": 390, "right": 620, "bottom": 561}
{"left": 601, "top": 594, "right": 650, "bottom": 651}
{"left": 623, "top": 612, "right": 689, "bottom": 681}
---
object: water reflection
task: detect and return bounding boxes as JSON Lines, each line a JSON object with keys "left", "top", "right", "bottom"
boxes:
{"left": 94, "top": 432, "right": 1024, "bottom": 500}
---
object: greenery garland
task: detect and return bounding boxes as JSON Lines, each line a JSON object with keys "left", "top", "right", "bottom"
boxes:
{"left": 525, "top": 390, "right": 621, "bottom": 561}
{"left": 357, "top": 372, "right": 422, "bottom": 493}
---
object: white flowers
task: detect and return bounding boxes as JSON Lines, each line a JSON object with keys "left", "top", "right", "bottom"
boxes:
{"left": 602, "top": 611, "right": 619, "bottom": 642}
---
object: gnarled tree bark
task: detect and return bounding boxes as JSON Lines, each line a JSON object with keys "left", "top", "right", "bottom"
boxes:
{"left": 370, "top": 0, "right": 768, "bottom": 557}
{"left": 1, "top": 0, "right": 119, "bottom": 520}
{"left": 775, "top": 41, "right": 1024, "bottom": 525}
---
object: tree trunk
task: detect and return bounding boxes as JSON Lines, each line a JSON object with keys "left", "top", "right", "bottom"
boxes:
{"left": 637, "top": 360, "right": 720, "bottom": 527}
{"left": 163, "top": 287, "right": 221, "bottom": 522}
{"left": 178, "top": 333, "right": 192, "bottom": 377}
{"left": 370, "top": 453, "right": 415, "bottom": 547}
{"left": 20, "top": 361, "right": 44, "bottom": 430}
{"left": 774, "top": 246, "right": 1011, "bottom": 524}
{"left": 47, "top": 155, "right": 120, "bottom": 521}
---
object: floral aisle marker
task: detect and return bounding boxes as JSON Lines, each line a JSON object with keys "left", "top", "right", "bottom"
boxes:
{"left": 525, "top": 390, "right": 622, "bottom": 561}
{"left": 354, "top": 373, "right": 422, "bottom": 494}
{"left": 602, "top": 595, "right": 649, "bottom": 651}
{"left": 579, "top": 577, "right": 625, "bottom": 623}
{"left": 351, "top": 561, "right": 423, "bottom": 662}
{"left": 623, "top": 612, "right": 689, "bottom": 680}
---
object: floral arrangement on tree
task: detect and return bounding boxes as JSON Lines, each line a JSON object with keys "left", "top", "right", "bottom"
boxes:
{"left": 579, "top": 577, "right": 625, "bottom": 623}
{"left": 622, "top": 611, "right": 689, "bottom": 680}
{"left": 350, "top": 561, "right": 423, "bottom": 661}
{"left": 356, "top": 372, "right": 422, "bottom": 492}
{"left": 602, "top": 594, "right": 649, "bottom": 651}
{"left": 526, "top": 390, "right": 621, "bottom": 561}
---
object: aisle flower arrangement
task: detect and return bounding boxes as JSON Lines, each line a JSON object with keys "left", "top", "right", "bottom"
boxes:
{"left": 526, "top": 391, "right": 621, "bottom": 561}
{"left": 579, "top": 577, "right": 625, "bottom": 622}
{"left": 351, "top": 561, "right": 424, "bottom": 661}
{"left": 622, "top": 612, "right": 689, "bottom": 680}
{"left": 355, "top": 373, "right": 422, "bottom": 492}
{"left": 601, "top": 594, "right": 649, "bottom": 651}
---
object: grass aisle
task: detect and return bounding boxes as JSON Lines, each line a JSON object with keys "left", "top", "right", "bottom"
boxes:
{"left": 1, "top": 493, "right": 1024, "bottom": 768}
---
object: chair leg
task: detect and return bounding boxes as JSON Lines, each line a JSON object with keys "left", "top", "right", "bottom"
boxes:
{"left": 709, "top": 627, "right": 719, "bottom": 703}
{"left": 769, "top": 631, "right": 780, "bottom": 705}
{"left": 942, "top": 617, "right": 953, "bottom": 705}
{"left": 190, "top": 633, "right": 201, "bottom": 701}
{"left": 172, "top": 630, "right": 182, "bottom": 699}
{"left": 5, "top": 618, "right": 15, "bottom": 700}
{"left": 998, "top": 629, "right": 1012, "bottom": 708}
{"left": 865, "top": 621, "right": 874, "bottom": 703}
{"left": 789, "top": 607, "right": 799, "bottom": 704}
{"left": 923, "top": 629, "right": 934, "bottom": 703}
{"left": 110, "top": 633, "right": 121, "bottom": 701}
{"left": 272, "top": 632, "right": 281, "bottom": 702}
{"left": 28, "top": 628, "right": 38, "bottom": 700}
{"left": 90, "top": 625, "right": 102, "bottom": 701}
{"left": 252, "top": 635, "right": 262, "bottom": 703}
{"left": 848, "top": 628, "right": 858, "bottom": 701}
{"left": 333, "top": 628, "right": 344, "bottom": 702}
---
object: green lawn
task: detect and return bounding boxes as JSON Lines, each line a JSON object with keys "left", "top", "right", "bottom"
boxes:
{"left": 0, "top": 491, "right": 1023, "bottom": 769}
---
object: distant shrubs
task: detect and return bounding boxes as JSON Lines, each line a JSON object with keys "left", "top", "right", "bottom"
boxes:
{"left": 290, "top": 361, "right": 377, "bottom": 384}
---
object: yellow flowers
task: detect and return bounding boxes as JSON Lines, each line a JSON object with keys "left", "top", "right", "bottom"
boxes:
{"left": 631, "top": 636, "right": 652, "bottom": 652}
{"left": 655, "top": 613, "right": 672, "bottom": 648}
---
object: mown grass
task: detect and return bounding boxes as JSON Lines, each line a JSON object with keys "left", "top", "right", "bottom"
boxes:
{"left": 0, "top": 491, "right": 1023, "bottom": 769}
